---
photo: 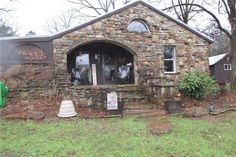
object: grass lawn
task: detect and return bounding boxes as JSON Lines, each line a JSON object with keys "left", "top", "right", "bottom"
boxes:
{"left": 1, "top": 112, "right": 236, "bottom": 157}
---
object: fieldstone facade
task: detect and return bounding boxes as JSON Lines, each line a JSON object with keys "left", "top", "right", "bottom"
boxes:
{"left": 53, "top": 2, "right": 210, "bottom": 106}
{"left": 0, "top": 1, "right": 212, "bottom": 110}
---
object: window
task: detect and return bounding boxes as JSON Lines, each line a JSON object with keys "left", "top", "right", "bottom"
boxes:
{"left": 10, "top": 45, "right": 47, "bottom": 63}
{"left": 164, "top": 46, "right": 176, "bottom": 73}
{"left": 224, "top": 64, "right": 232, "bottom": 70}
{"left": 72, "top": 53, "right": 91, "bottom": 85}
{"left": 127, "top": 20, "right": 149, "bottom": 32}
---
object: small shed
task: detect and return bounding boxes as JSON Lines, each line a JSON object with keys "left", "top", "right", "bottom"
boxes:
{"left": 209, "top": 53, "right": 231, "bottom": 85}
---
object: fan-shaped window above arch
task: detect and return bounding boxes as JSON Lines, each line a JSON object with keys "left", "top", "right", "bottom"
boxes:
{"left": 10, "top": 45, "right": 47, "bottom": 63}
{"left": 127, "top": 20, "right": 149, "bottom": 32}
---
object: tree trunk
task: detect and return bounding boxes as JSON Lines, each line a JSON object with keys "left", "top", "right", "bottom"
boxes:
{"left": 230, "top": 0, "right": 236, "bottom": 88}
{"left": 231, "top": 30, "right": 236, "bottom": 89}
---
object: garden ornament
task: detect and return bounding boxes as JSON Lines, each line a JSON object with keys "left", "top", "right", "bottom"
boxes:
{"left": 0, "top": 81, "right": 9, "bottom": 108}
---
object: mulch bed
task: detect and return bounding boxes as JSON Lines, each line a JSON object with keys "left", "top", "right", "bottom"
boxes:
{"left": 1, "top": 91, "right": 235, "bottom": 120}
{"left": 182, "top": 91, "right": 236, "bottom": 117}
{"left": 0, "top": 97, "right": 110, "bottom": 120}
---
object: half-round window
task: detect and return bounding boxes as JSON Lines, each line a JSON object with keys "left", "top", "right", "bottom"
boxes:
{"left": 127, "top": 20, "right": 149, "bottom": 32}
{"left": 10, "top": 45, "right": 47, "bottom": 63}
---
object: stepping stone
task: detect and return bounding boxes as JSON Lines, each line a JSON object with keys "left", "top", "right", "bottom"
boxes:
{"left": 147, "top": 116, "right": 171, "bottom": 135}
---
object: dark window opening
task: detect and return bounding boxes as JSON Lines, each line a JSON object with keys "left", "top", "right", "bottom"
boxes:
{"left": 164, "top": 46, "right": 176, "bottom": 73}
{"left": 224, "top": 64, "right": 232, "bottom": 70}
{"left": 67, "top": 42, "right": 134, "bottom": 85}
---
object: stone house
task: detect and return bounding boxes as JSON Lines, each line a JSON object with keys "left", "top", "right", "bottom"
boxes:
{"left": 0, "top": 1, "right": 213, "bottom": 111}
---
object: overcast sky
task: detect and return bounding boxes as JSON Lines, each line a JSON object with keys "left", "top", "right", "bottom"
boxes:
{"left": 2, "top": 0, "right": 230, "bottom": 36}
{"left": 6, "top": 0, "right": 72, "bottom": 35}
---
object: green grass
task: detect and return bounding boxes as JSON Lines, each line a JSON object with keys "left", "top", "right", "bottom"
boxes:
{"left": 1, "top": 112, "right": 236, "bottom": 157}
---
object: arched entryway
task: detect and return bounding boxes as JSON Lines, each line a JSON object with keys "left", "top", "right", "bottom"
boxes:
{"left": 67, "top": 41, "right": 135, "bottom": 85}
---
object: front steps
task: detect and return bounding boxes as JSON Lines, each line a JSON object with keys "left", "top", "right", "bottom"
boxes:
{"left": 122, "top": 108, "right": 166, "bottom": 117}
{"left": 63, "top": 84, "right": 161, "bottom": 114}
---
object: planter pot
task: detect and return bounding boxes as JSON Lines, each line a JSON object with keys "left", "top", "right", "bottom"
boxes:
{"left": 58, "top": 100, "right": 77, "bottom": 117}
{"left": 165, "top": 101, "right": 182, "bottom": 114}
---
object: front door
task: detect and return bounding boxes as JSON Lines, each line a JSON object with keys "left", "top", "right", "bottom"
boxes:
{"left": 90, "top": 52, "right": 117, "bottom": 85}
{"left": 102, "top": 52, "right": 116, "bottom": 84}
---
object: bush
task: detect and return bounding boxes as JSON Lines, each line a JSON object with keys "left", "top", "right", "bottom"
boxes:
{"left": 178, "top": 71, "right": 219, "bottom": 100}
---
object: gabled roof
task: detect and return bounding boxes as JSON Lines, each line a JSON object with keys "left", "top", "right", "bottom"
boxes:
{"left": 0, "top": 0, "right": 213, "bottom": 43}
{"left": 209, "top": 53, "right": 228, "bottom": 66}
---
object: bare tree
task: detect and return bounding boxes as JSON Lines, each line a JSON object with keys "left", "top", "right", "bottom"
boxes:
{"left": 26, "top": 30, "right": 36, "bottom": 36}
{"left": 0, "top": 0, "right": 17, "bottom": 37}
{"left": 163, "top": 0, "right": 203, "bottom": 24}
{"left": 163, "top": 0, "right": 236, "bottom": 88}
{"left": 0, "top": 7, "right": 11, "bottom": 13}
{"left": 0, "top": 0, "right": 16, "bottom": 13}
{"left": 209, "top": 32, "right": 231, "bottom": 56}
{"left": 195, "top": 20, "right": 222, "bottom": 38}
{"left": 68, "top": 0, "right": 132, "bottom": 18}
{"left": 0, "top": 18, "right": 17, "bottom": 37}
{"left": 44, "top": 10, "right": 81, "bottom": 34}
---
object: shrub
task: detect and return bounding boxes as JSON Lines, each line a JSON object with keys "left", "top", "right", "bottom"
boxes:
{"left": 178, "top": 71, "right": 219, "bottom": 100}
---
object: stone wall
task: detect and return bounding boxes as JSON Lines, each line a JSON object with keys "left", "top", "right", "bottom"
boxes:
{"left": 57, "top": 84, "right": 147, "bottom": 110}
{"left": 0, "top": 64, "right": 55, "bottom": 102}
{"left": 53, "top": 3, "right": 210, "bottom": 105}
{"left": 1, "top": 3, "right": 210, "bottom": 109}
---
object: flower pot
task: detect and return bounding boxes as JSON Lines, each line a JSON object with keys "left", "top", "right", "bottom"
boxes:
{"left": 165, "top": 101, "right": 182, "bottom": 114}
{"left": 58, "top": 100, "right": 77, "bottom": 117}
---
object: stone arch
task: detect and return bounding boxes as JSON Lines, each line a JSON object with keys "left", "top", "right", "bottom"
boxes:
{"left": 67, "top": 39, "right": 138, "bottom": 57}
{"left": 66, "top": 39, "right": 137, "bottom": 85}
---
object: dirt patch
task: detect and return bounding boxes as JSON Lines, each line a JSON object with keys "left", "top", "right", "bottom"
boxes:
{"left": 146, "top": 116, "right": 171, "bottom": 135}
{"left": 0, "top": 150, "right": 33, "bottom": 157}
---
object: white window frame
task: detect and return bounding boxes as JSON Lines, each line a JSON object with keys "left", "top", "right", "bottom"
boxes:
{"left": 164, "top": 46, "right": 176, "bottom": 74}
{"left": 224, "top": 64, "right": 232, "bottom": 70}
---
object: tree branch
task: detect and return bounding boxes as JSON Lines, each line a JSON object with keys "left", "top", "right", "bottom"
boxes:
{"left": 222, "top": 0, "right": 231, "bottom": 17}
{"left": 163, "top": 3, "right": 232, "bottom": 38}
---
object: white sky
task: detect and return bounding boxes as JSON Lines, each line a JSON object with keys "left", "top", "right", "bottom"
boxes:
{"left": 2, "top": 0, "right": 230, "bottom": 36}
{"left": 7, "top": 0, "right": 72, "bottom": 35}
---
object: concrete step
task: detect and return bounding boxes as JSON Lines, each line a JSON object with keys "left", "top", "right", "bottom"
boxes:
{"left": 123, "top": 109, "right": 166, "bottom": 118}
{"left": 119, "top": 91, "right": 149, "bottom": 106}
{"left": 124, "top": 103, "right": 158, "bottom": 110}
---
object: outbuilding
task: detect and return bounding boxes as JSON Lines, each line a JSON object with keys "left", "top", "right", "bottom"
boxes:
{"left": 209, "top": 53, "right": 231, "bottom": 85}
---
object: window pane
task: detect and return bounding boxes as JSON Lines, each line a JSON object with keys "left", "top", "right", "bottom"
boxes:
{"left": 224, "top": 64, "right": 232, "bottom": 70}
{"left": 224, "top": 64, "right": 227, "bottom": 70}
{"left": 127, "top": 21, "right": 148, "bottom": 32}
{"left": 76, "top": 54, "right": 89, "bottom": 65}
{"left": 72, "top": 65, "right": 91, "bottom": 85}
{"left": 164, "top": 60, "right": 174, "bottom": 72}
{"left": 73, "top": 54, "right": 91, "bottom": 85}
{"left": 164, "top": 47, "right": 174, "bottom": 59}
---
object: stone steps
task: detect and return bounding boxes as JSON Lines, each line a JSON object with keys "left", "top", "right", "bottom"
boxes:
{"left": 124, "top": 103, "right": 158, "bottom": 110}
{"left": 123, "top": 109, "right": 165, "bottom": 118}
{"left": 116, "top": 87, "right": 159, "bottom": 113}
{"left": 121, "top": 93, "right": 148, "bottom": 105}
